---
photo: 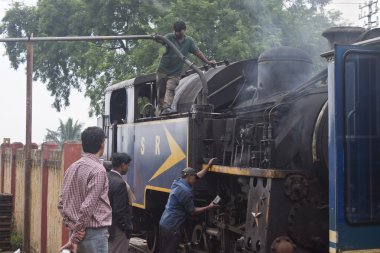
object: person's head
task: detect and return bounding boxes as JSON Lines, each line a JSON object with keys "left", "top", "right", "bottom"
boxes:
{"left": 173, "top": 20, "right": 186, "bottom": 39}
{"left": 181, "top": 167, "right": 198, "bottom": 186}
{"left": 112, "top": 152, "right": 132, "bottom": 175}
{"left": 103, "top": 160, "right": 113, "bottom": 172}
{"left": 81, "top": 127, "right": 105, "bottom": 156}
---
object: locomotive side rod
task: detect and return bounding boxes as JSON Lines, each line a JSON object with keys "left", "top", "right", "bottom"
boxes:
{"left": 0, "top": 34, "right": 209, "bottom": 104}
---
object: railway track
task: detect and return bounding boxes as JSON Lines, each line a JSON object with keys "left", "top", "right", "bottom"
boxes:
{"left": 129, "top": 237, "right": 149, "bottom": 253}
{"left": 129, "top": 237, "right": 208, "bottom": 253}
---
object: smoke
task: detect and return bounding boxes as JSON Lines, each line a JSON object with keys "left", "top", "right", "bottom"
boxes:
{"left": 146, "top": 0, "right": 167, "bottom": 15}
{"left": 239, "top": 0, "right": 340, "bottom": 72}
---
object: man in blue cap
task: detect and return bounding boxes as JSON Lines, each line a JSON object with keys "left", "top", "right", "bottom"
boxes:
{"left": 159, "top": 158, "right": 217, "bottom": 253}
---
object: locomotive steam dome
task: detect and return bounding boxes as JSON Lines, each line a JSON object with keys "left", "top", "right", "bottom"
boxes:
{"left": 257, "top": 46, "right": 312, "bottom": 101}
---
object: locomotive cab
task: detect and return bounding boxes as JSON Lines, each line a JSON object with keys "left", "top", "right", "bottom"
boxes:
{"left": 101, "top": 74, "right": 158, "bottom": 158}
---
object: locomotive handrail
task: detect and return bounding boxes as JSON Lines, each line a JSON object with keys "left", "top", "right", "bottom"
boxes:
{"left": 0, "top": 34, "right": 209, "bottom": 105}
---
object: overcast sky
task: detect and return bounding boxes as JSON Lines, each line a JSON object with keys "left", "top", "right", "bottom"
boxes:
{"left": 0, "top": 0, "right": 370, "bottom": 144}
{"left": 0, "top": 0, "right": 96, "bottom": 144}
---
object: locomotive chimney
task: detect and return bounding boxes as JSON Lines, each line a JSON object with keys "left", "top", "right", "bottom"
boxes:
{"left": 322, "top": 26, "right": 366, "bottom": 49}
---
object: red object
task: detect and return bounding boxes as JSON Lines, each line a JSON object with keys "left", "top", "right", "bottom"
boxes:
{"left": 10, "top": 142, "right": 24, "bottom": 209}
{"left": 61, "top": 141, "right": 82, "bottom": 245}
{"left": 0, "top": 142, "right": 11, "bottom": 193}
{"left": 40, "top": 142, "right": 58, "bottom": 253}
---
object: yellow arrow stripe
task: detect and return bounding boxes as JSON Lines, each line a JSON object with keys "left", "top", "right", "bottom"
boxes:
{"left": 149, "top": 126, "right": 186, "bottom": 181}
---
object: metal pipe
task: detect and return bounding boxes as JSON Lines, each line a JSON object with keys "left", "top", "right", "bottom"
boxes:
{"left": 205, "top": 228, "right": 220, "bottom": 237}
{"left": 208, "top": 75, "right": 243, "bottom": 98}
{"left": 0, "top": 34, "right": 209, "bottom": 104}
{"left": 23, "top": 39, "right": 33, "bottom": 253}
{"left": 0, "top": 35, "right": 154, "bottom": 42}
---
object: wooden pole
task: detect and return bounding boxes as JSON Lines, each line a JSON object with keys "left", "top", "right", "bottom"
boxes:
{"left": 23, "top": 38, "right": 33, "bottom": 252}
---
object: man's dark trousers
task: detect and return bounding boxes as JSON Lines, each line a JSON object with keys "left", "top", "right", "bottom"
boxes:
{"left": 159, "top": 225, "right": 181, "bottom": 253}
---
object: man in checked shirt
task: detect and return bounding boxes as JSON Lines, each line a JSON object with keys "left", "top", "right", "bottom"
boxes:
{"left": 58, "top": 127, "right": 112, "bottom": 253}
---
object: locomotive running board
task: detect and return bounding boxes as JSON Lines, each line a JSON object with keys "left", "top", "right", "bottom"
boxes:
{"left": 203, "top": 164, "right": 310, "bottom": 178}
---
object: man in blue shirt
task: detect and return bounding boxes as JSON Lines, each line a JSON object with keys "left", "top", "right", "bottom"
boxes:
{"left": 156, "top": 20, "right": 216, "bottom": 115}
{"left": 159, "top": 158, "right": 217, "bottom": 253}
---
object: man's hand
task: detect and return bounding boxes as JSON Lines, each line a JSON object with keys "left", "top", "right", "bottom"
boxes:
{"left": 207, "top": 158, "right": 217, "bottom": 168}
{"left": 60, "top": 241, "right": 77, "bottom": 253}
{"left": 208, "top": 202, "right": 219, "bottom": 209}
{"left": 74, "top": 230, "right": 86, "bottom": 242}
{"left": 207, "top": 60, "right": 217, "bottom": 67}
{"left": 195, "top": 51, "right": 216, "bottom": 67}
{"left": 71, "top": 229, "right": 86, "bottom": 243}
{"left": 192, "top": 202, "right": 220, "bottom": 215}
{"left": 197, "top": 157, "right": 218, "bottom": 179}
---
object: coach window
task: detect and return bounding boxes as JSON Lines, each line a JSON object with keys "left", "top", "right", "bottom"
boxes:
{"left": 110, "top": 88, "right": 127, "bottom": 124}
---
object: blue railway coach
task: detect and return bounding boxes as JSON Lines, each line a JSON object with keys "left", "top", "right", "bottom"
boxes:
{"left": 325, "top": 42, "right": 380, "bottom": 252}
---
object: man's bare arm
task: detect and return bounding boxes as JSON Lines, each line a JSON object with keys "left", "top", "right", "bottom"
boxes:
{"left": 191, "top": 202, "right": 218, "bottom": 215}
{"left": 194, "top": 51, "right": 216, "bottom": 66}
{"left": 196, "top": 158, "right": 217, "bottom": 179}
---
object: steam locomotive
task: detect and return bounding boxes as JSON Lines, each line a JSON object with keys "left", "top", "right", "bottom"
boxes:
{"left": 99, "top": 26, "right": 380, "bottom": 253}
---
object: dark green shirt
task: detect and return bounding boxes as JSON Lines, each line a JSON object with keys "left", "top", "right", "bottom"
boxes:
{"left": 158, "top": 33, "right": 199, "bottom": 77}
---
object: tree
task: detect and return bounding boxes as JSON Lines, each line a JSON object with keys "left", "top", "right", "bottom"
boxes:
{"left": 0, "top": 0, "right": 341, "bottom": 116}
{"left": 1, "top": 0, "right": 155, "bottom": 115}
{"left": 44, "top": 118, "right": 83, "bottom": 146}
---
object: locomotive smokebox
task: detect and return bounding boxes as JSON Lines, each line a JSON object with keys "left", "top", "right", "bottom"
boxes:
{"left": 322, "top": 26, "right": 365, "bottom": 49}
{"left": 256, "top": 46, "right": 312, "bottom": 101}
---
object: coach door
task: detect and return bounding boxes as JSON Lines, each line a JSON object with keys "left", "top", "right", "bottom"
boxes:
{"left": 329, "top": 45, "right": 380, "bottom": 252}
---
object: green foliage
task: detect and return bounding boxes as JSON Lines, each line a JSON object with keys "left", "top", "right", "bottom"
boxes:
{"left": 0, "top": 0, "right": 341, "bottom": 115}
{"left": 45, "top": 117, "right": 83, "bottom": 146}
{"left": 0, "top": 2, "right": 38, "bottom": 69}
{"left": 10, "top": 231, "right": 23, "bottom": 250}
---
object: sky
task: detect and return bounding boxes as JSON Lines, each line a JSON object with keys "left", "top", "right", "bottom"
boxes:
{"left": 326, "top": 0, "right": 372, "bottom": 26}
{"left": 0, "top": 0, "right": 96, "bottom": 144}
{"left": 0, "top": 0, "right": 371, "bottom": 144}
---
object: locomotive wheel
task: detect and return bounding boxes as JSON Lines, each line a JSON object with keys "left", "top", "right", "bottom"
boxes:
{"left": 191, "top": 224, "right": 210, "bottom": 252}
{"left": 287, "top": 198, "right": 328, "bottom": 252}
{"left": 146, "top": 222, "right": 159, "bottom": 253}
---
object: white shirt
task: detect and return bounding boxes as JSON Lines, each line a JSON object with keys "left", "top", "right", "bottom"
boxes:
{"left": 110, "top": 169, "right": 136, "bottom": 204}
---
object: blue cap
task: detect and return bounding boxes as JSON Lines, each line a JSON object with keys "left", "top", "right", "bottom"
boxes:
{"left": 181, "top": 167, "right": 197, "bottom": 177}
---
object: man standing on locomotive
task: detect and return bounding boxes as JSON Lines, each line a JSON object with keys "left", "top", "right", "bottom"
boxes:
{"left": 156, "top": 20, "right": 216, "bottom": 115}
{"left": 159, "top": 158, "right": 218, "bottom": 253}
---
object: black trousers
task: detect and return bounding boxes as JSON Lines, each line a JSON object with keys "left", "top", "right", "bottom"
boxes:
{"left": 159, "top": 225, "right": 181, "bottom": 253}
